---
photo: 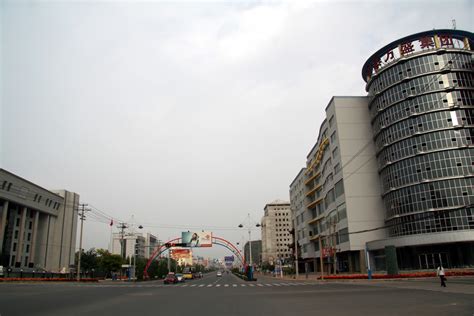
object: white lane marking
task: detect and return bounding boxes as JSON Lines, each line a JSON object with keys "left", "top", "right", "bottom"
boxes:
{"left": 265, "top": 284, "right": 272, "bottom": 287}
{"left": 182, "top": 284, "right": 188, "bottom": 287}
{"left": 216, "top": 284, "right": 221, "bottom": 287}
{"left": 274, "top": 284, "right": 281, "bottom": 287}
{"left": 249, "top": 284, "right": 255, "bottom": 287}
{"left": 240, "top": 284, "right": 246, "bottom": 287}
{"left": 224, "top": 284, "right": 229, "bottom": 287}
{"left": 190, "top": 284, "right": 197, "bottom": 287}
{"left": 207, "top": 284, "right": 213, "bottom": 287}
{"left": 257, "top": 284, "right": 264, "bottom": 287}
{"left": 199, "top": 284, "right": 205, "bottom": 287}
{"left": 232, "top": 284, "right": 237, "bottom": 287}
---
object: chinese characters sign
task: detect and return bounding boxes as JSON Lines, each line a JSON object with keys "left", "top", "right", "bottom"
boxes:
{"left": 366, "top": 34, "right": 470, "bottom": 80}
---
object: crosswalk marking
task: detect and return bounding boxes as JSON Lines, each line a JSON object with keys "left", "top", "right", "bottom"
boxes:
{"left": 17, "top": 282, "right": 316, "bottom": 289}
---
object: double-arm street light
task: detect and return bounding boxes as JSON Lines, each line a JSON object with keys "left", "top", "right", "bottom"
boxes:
{"left": 238, "top": 213, "right": 261, "bottom": 267}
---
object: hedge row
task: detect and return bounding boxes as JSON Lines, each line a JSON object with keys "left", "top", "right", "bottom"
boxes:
{"left": 318, "top": 271, "right": 474, "bottom": 280}
{"left": 0, "top": 278, "right": 99, "bottom": 282}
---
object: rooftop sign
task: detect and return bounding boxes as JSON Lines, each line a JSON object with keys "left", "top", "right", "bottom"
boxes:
{"left": 362, "top": 30, "right": 473, "bottom": 82}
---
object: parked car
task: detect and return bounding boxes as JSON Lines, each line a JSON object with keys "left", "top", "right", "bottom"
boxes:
{"left": 175, "top": 273, "right": 185, "bottom": 282}
{"left": 163, "top": 273, "right": 178, "bottom": 284}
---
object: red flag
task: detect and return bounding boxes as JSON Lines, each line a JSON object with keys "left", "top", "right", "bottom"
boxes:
{"left": 110, "top": 219, "right": 113, "bottom": 226}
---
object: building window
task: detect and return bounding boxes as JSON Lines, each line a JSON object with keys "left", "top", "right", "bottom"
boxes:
{"left": 29, "top": 222, "right": 33, "bottom": 230}
{"left": 330, "top": 131, "right": 336, "bottom": 143}
{"left": 334, "top": 163, "right": 341, "bottom": 174}
{"left": 15, "top": 218, "right": 20, "bottom": 227}
{"left": 13, "top": 243, "right": 17, "bottom": 251}
{"left": 329, "top": 116, "right": 334, "bottom": 128}
{"left": 332, "top": 147, "right": 339, "bottom": 158}
{"left": 339, "top": 228, "right": 349, "bottom": 243}
{"left": 27, "top": 233, "right": 31, "bottom": 241}
{"left": 26, "top": 245, "right": 30, "bottom": 253}
{"left": 335, "top": 180, "right": 345, "bottom": 198}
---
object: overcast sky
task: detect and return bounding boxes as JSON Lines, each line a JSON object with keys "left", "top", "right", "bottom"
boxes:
{"left": 1, "top": 0, "right": 472, "bottom": 259}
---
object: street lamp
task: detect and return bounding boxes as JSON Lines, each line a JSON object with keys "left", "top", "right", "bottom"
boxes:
{"left": 238, "top": 213, "right": 261, "bottom": 267}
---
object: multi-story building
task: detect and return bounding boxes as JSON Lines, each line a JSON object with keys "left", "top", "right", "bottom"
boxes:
{"left": 244, "top": 240, "right": 262, "bottom": 265}
{"left": 289, "top": 168, "right": 306, "bottom": 269}
{"left": 0, "top": 169, "right": 79, "bottom": 272}
{"left": 112, "top": 232, "right": 159, "bottom": 259}
{"left": 261, "top": 200, "right": 293, "bottom": 265}
{"left": 290, "top": 29, "right": 473, "bottom": 273}
{"left": 296, "top": 97, "right": 386, "bottom": 274}
{"left": 362, "top": 29, "right": 474, "bottom": 269}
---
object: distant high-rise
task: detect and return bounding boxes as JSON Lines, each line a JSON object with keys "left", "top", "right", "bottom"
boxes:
{"left": 261, "top": 200, "right": 293, "bottom": 265}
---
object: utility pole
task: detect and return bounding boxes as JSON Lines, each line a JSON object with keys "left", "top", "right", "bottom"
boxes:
{"left": 294, "top": 230, "right": 299, "bottom": 278}
{"left": 77, "top": 203, "right": 88, "bottom": 281}
{"left": 319, "top": 235, "right": 324, "bottom": 280}
{"left": 117, "top": 222, "right": 128, "bottom": 260}
{"left": 332, "top": 219, "right": 337, "bottom": 275}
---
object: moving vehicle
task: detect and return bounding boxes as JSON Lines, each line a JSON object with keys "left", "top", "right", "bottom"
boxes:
{"left": 182, "top": 267, "right": 194, "bottom": 279}
{"left": 175, "top": 273, "right": 185, "bottom": 282}
{"left": 163, "top": 273, "right": 178, "bottom": 284}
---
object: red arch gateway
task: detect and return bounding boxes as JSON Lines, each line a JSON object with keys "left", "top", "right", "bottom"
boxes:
{"left": 143, "top": 236, "right": 244, "bottom": 279}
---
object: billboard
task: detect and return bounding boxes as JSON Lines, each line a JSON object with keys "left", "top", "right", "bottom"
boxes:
{"left": 181, "top": 231, "right": 212, "bottom": 247}
{"left": 170, "top": 247, "right": 193, "bottom": 266}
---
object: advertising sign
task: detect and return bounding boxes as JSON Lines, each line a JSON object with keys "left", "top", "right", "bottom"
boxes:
{"left": 224, "top": 256, "right": 234, "bottom": 262}
{"left": 181, "top": 231, "right": 213, "bottom": 247}
{"left": 170, "top": 247, "right": 193, "bottom": 266}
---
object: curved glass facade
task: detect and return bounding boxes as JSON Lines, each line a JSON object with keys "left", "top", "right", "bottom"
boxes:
{"left": 364, "top": 30, "right": 474, "bottom": 238}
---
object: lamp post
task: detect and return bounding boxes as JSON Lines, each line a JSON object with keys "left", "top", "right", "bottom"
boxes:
{"left": 238, "top": 213, "right": 261, "bottom": 267}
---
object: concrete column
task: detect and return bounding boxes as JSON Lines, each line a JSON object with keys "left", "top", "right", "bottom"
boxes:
{"left": 359, "top": 250, "right": 367, "bottom": 273}
{"left": 16, "top": 207, "right": 27, "bottom": 266}
{"left": 0, "top": 200, "right": 9, "bottom": 253}
{"left": 28, "top": 210, "right": 40, "bottom": 266}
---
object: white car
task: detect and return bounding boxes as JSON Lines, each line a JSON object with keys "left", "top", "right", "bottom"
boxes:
{"left": 216, "top": 271, "right": 222, "bottom": 277}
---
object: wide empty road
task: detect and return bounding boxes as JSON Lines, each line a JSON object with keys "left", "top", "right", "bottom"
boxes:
{"left": 0, "top": 273, "right": 473, "bottom": 316}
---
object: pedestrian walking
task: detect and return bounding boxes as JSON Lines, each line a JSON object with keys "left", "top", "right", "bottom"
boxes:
{"left": 436, "top": 266, "right": 446, "bottom": 287}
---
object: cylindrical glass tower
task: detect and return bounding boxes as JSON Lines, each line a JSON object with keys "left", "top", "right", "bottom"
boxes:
{"left": 362, "top": 30, "right": 474, "bottom": 238}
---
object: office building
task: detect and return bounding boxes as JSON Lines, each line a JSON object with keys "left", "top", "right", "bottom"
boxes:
{"left": 362, "top": 29, "right": 474, "bottom": 269}
{"left": 261, "top": 200, "right": 293, "bottom": 265}
{"left": 0, "top": 169, "right": 79, "bottom": 272}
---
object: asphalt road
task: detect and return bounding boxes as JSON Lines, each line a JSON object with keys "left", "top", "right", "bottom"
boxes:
{"left": 0, "top": 272, "right": 473, "bottom": 316}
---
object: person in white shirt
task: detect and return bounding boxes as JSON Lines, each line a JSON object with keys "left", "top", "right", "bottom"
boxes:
{"left": 436, "top": 266, "right": 446, "bottom": 287}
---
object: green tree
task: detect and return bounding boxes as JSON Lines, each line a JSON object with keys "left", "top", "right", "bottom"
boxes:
{"left": 96, "top": 249, "right": 124, "bottom": 277}
{"left": 75, "top": 248, "right": 98, "bottom": 272}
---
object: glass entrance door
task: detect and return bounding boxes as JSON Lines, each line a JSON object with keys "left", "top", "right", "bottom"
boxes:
{"left": 418, "top": 253, "right": 450, "bottom": 269}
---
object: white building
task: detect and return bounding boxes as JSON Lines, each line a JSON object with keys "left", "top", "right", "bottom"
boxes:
{"left": 290, "top": 97, "right": 386, "bottom": 273}
{"left": 0, "top": 169, "right": 79, "bottom": 272}
{"left": 111, "top": 232, "right": 159, "bottom": 259}
{"left": 261, "top": 200, "right": 293, "bottom": 265}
